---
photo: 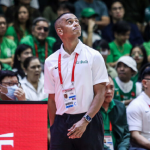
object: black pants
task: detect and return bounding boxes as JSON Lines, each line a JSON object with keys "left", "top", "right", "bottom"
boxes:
{"left": 50, "top": 111, "right": 104, "bottom": 150}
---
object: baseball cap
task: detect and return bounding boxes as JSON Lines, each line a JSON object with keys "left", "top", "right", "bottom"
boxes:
{"left": 145, "top": 7, "right": 150, "bottom": 22}
{"left": 81, "top": 8, "right": 98, "bottom": 18}
{"left": 116, "top": 56, "right": 138, "bottom": 73}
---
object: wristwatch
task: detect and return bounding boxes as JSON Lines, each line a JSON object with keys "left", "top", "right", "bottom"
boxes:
{"left": 83, "top": 114, "right": 92, "bottom": 123}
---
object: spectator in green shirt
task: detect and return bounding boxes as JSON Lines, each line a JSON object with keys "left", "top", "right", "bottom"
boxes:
{"left": 0, "top": 14, "right": 17, "bottom": 66}
{"left": 5, "top": 5, "right": 32, "bottom": 45}
{"left": 20, "top": 17, "right": 56, "bottom": 64}
{"left": 100, "top": 75, "right": 130, "bottom": 150}
{"left": 107, "top": 20, "right": 132, "bottom": 67}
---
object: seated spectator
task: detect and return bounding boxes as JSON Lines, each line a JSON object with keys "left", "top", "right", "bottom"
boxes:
{"left": 107, "top": 20, "right": 132, "bottom": 67}
{"left": 0, "top": 70, "right": 26, "bottom": 100}
{"left": 143, "top": 7, "right": 150, "bottom": 62}
{"left": 130, "top": 45, "right": 148, "bottom": 83}
{"left": 4, "top": 0, "right": 40, "bottom": 26}
{"left": 102, "top": 0, "right": 144, "bottom": 46}
{"left": 74, "top": 0, "right": 110, "bottom": 28}
{"left": 127, "top": 67, "right": 150, "bottom": 150}
{"left": 20, "top": 17, "right": 56, "bottom": 64}
{"left": 12, "top": 44, "right": 33, "bottom": 81}
{"left": 101, "top": 75, "right": 130, "bottom": 150}
{"left": 121, "top": 0, "right": 149, "bottom": 32}
{"left": 0, "top": 61, "right": 12, "bottom": 71}
{"left": 80, "top": 8, "right": 101, "bottom": 47}
{"left": 5, "top": 5, "right": 31, "bottom": 45}
{"left": 21, "top": 56, "right": 48, "bottom": 101}
{"left": 113, "top": 56, "right": 141, "bottom": 106}
{"left": 0, "top": 15, "right": 17, "bottom": 66}
{"left": 93, "top": 39, "right": 117, "bottom": 78}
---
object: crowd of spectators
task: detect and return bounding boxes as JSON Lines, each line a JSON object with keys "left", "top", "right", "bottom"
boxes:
{"left": 0, "top": 0, "right": 150, "bottom": 149}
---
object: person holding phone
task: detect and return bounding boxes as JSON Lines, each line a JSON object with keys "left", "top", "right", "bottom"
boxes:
{"left": 0, "top": 70, "right": 26, "bottom": 100}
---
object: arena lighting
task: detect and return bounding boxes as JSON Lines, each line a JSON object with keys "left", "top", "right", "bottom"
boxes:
{"left": 0, "top": 101, "right": 47, "bottom": 150}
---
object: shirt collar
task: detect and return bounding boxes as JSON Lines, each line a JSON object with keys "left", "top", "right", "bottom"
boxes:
{"left": 101, "top": 99, "right": 116, "bottom": 113}
{"left": 60, "top": 40, "right": 83, "bottom": 58}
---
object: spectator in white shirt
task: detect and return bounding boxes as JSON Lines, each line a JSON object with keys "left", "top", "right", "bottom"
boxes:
{"left": 127, "top": 67, "right": 150, "bottom": 150}
{"left": 21, "top": 56, "right": 48, "bottom": 101}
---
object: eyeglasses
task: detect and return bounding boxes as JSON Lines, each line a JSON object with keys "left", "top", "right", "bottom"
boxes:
{"left": 1, "top": 82, "right": 21, "bottom": 87}
{"left": 36, "top": 26, "right": 49, "bottom": 32}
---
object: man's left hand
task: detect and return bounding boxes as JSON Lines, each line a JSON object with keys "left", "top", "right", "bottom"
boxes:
{"left": 67, "top": 118, "right": 89, "bottom": 139}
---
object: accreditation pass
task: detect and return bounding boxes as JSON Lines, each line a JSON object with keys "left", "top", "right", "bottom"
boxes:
{"left": 62, "top": 87, "right": 77, "bottom": 108}
{"left": 104, "top": 135, "right": 114, "bottom": 150}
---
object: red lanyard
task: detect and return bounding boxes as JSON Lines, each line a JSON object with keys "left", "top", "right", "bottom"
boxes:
{"left": 34, "top": 42, "right": 48, "bottom": 59}
{"left": 110, "top": 122, "right": 112, "bottom": 132}
{"left": 17, "top": 33, "right": 21, "bottom": 42}
{"left": 58, "top": 53, "right": 79, "bottom": 85}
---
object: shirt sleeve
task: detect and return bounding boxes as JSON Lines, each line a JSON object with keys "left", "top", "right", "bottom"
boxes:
{"left": 92, "top": 51, "right": 109, "bottom": 85}
{"left": 127, "top": 102, "right": 142, "bottom": 131}
{"left": 44, "top": 60, "right": 55, "bottom": 94}
{"left": 5, "top": 26, "right": 15, "bottom": 36}
{"left": 99, "top": 1, "right": 109, "bottom": 17}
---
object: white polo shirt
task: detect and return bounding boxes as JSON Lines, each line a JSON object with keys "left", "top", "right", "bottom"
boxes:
{"left": 127, "top": 92, "right": 150, "bottom": 141}
{"left": 44, "top": 40, "right": 109, "bottom": 115}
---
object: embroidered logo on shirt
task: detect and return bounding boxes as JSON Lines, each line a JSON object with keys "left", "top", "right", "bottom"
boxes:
{"left": 131, "top": 92, "right": 135, "bottom": 97}
{"left": 76, "top": 60, "right": 88, "bottom": 64}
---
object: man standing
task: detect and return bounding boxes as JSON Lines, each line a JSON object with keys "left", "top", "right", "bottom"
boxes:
{"left": 44, "top": 13, "right": 109, "bottom": 150}
{"left": 20, "top": 17, "right": 56, "bottom": 64}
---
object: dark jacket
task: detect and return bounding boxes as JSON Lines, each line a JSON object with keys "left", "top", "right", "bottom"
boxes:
{"left": 101, "top": 99, "right": 130, "bottom": 150}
